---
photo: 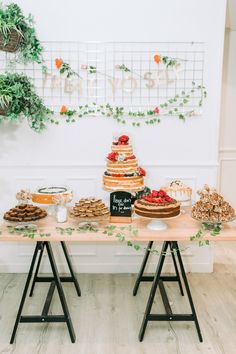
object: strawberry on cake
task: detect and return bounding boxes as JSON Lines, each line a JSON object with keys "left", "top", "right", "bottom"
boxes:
{"left": 103, "top": 135, "right": 146, "bottom": 192}
{"left": 134, "top": 189, "right": 180, "bottom": 218}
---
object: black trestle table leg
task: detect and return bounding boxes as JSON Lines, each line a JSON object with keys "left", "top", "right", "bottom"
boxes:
{"left": 29, "top": 242, "right": 45, "bottom": 297}
{"left": 139, "top": 241, "right": 168, "bottom": 341}
{"left": 10, "top": 242, "right": 43, "bottom": 344}
{"left": 10, "top": 242, "right": 76, "bottom": 344}
{"left": 41, "top": 281, "right": 56, "bottom": 316}
{"left": 170, "top": 242, "right": 184, "bottom": 296}
{"left": 138, "top": 240, "right": 203, "bottom": 343}
{"left": 60, "top": 241, "right": 81, "bottom": 296}
{"left": 45, "top": 242, "right": 76, "bottom": 343}
{"left": 133, "top": 241, "right": 184, "bottom": 296}
{"left": 172, "top": 241, "right": 203, "bottom": 342}
{"left": 29, "top": 241, "right": 81, "bottom": 297}
{"left": 133, "top": 241, "right": 153, "bottom": 296}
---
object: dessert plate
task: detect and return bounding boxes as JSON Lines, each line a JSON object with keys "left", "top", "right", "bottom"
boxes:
{"left": 192, "top": 214, "right": 236, "bottom": 227}
{"left": 71, "top": 214, "right": 110, "bottom": 227}
{"left": 4, "top": 221, "right": 38, "bottom": 231}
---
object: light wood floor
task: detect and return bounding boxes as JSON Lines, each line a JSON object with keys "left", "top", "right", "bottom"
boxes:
{"left": 0, "top": 243, "right": 236, "bottom": 354}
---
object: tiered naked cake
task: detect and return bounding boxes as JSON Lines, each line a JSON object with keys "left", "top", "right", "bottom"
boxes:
{"left": 103, "top": 135, "right": 146, "bottom": 192}
{"left": 134, "top": 189, "right": 180, "bottom": 218}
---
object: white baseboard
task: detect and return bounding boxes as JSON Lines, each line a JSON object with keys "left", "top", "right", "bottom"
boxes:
{"left": 0, "top": 261, "right": 213, "bottom": 274}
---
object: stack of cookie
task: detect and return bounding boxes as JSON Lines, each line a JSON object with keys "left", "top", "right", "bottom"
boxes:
{"left": 70, "top": 198, "right": 110, "bottom": 219}
{"left": 4, "top": 204, "right": 47, "bottom": 222}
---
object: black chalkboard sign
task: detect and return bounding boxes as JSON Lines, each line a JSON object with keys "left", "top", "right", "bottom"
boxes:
{"left": 110, "top": 191, "right": 132, "bottom": 217}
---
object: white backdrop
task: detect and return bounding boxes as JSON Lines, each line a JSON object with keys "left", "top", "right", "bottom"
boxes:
{"left": 0, "top": 0, "right": 226, "bottom": 273}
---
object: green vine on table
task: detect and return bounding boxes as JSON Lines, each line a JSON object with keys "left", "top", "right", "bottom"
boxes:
{"left": 56, "top": 224, "right": 99, "bottom": 235}
{"left": 56, "top": 227, "right": 76, "bottom": 235}
{"left": 190, "top": 223, "right": 222, "bottom": 246}
{"left": 6, "top": 226, "right": 51, "bottom": 239}
{"left": 102, "top": 225, "right": 141, "bottom": 252}
{"left": 56, "top": 224, "right": 142, "bottom": 253}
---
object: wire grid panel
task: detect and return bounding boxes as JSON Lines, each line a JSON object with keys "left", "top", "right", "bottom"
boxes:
{"left": 0, "top": 41, "right": 205, "bottom": 113}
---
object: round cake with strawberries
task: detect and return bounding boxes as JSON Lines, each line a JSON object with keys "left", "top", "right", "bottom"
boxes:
{"left": 103, "top": 135, "right": 146, "bottom": 192}
{"left": 134, "top": 189, "right": 180, "bottom": 218}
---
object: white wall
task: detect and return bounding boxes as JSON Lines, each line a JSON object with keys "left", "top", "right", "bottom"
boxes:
{"left": 0, "top": 0, "right": 226, "bottom": 273}
{"left": 219, "top": 28, "right": 236, "bottom": 205}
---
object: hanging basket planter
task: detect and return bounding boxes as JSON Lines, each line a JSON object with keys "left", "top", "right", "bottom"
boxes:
{"left": 0, "top": 29, "right": 22, "bottom": 53}
{"left": 0, "top": 3, "right": 44, "bottom": 64}
{"left": 0, "top": 104, "right": 10, "bottom": 116}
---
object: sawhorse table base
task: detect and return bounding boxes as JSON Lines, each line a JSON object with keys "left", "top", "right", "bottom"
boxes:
{"left": 133, "top": 241, "right": 203, "bottom": 342}
{"left": 10, "top": 241, "right": 80, "bottom": 344}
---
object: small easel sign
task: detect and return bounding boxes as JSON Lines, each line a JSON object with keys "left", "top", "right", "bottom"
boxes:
{"left": 110, "top": 191, "right": 132, "bottom": 223}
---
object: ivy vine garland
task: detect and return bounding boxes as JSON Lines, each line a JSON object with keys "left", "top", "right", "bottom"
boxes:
{"left": 6, "top": 225, "right": 50, "bottom": 239}
{"left": 0, "top": 221, "right": 218, "bottom": 250}
{"left": 190, "top": 222, "right": 222, "bottom": 246}
{"left": 58, "top": 82, "right": 206, "bottom": 127}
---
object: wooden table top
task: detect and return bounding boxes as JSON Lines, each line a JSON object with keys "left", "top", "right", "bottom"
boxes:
{"left": 0, "top": 210, "right": 236, "bottom": 242}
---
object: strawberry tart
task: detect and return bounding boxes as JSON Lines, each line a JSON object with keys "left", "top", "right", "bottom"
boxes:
{"left": 134, "top": 189, "right": 180, "bottom": 218}
{"left": 103, "top": 135, "right": 146, "bottom": 192}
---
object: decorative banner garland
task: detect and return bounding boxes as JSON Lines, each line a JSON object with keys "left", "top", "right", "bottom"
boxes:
{"left": 54, "top": 54, "right": 207, "bottom": 127}
{"left": 55, "top": 54, "right": 182, "bottom": 79}
{"left": 0, "top": 47, "right": 207, "bottom": 131}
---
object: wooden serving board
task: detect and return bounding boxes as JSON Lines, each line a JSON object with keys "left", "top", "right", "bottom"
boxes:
{"left": 110, "top": 216, "right": 132, "bottom": 223}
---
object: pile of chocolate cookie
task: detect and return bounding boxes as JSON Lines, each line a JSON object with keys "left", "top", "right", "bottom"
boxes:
{"left": 4, "top": 204, "right": 47, "bottom": 222}
{"left": 70, "top": 198, "right": 110, "bottom": 219}
{"left": 191, "top": 185, "right": 235, "bottom": 223}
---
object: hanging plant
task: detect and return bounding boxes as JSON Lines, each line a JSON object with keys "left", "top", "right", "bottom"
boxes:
{"left": 0, "top": 3, "right": 44, "bottom": 66}
{"left": 0, "top": 73, "right": 54, "bottom": 132}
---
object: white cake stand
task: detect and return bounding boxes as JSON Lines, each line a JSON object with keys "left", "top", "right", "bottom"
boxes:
{"left": 139, "top": 214, "right": 180, "bottom": 231}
